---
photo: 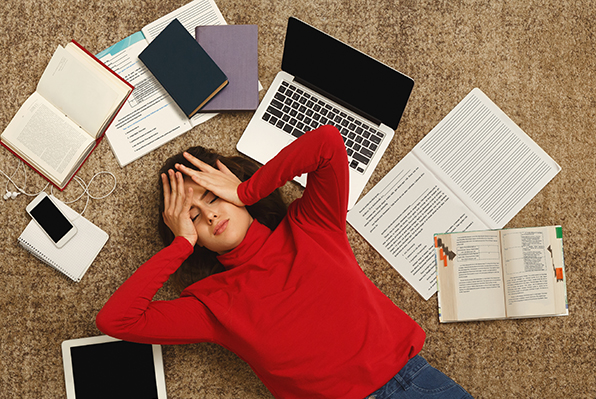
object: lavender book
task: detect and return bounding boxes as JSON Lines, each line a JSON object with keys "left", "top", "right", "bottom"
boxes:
{"left": 196, "top": 24, "right": 259, "bottom": 112}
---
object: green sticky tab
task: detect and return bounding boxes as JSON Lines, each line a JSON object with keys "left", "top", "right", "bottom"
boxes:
{"left": 556, "top": 226, "right": 563, "bottom": 239}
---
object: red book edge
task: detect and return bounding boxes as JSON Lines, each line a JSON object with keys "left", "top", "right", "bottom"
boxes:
{"left": 0, "top": 40, "right": 134, "bottom": 191}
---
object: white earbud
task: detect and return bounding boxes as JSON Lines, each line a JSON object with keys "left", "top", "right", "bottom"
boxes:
{"left": 3, "top": 190, "right": 20, "bottom": 200}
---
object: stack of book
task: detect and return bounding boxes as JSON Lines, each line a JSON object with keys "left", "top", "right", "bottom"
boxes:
{"left": 139, "top": 19, "right": 259, "bottom": 118}
{"left": 96, "top": 0, "right": 260, "bottom": 168}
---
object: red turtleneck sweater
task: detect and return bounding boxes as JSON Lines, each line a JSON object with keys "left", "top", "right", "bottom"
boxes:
{"left": 96, "top": 125, "right": 425, "bottom": 399}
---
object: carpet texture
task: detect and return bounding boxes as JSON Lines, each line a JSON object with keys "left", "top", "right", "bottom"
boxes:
{"left": 1, "top": 0, "right": 594, "bottom": 398}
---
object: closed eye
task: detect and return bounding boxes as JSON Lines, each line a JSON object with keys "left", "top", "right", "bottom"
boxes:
{"left": 210, "top": 195, "right": 219, "bottom": 204}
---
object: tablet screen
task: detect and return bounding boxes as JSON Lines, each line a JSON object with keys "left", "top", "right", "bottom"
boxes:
{"left": 62, "top": 336, "right": 166, "bottom": 399}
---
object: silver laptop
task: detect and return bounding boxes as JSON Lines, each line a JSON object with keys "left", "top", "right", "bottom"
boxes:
{"left": 237, "top": 17, "right": 414, "bottom": 209}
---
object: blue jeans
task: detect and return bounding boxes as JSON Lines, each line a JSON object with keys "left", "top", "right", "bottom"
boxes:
{"left": 364, "top": 356, "right": 474, "bottom": 399}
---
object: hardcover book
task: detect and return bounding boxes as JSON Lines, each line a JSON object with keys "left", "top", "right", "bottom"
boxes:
{"left": 139, "top": 18, "right": 228, "bottom": 118}
{"left": 195, "top": 24, "right": 259, "bottom": 111}
{"left": 0, "top": 41, "right": 133, "bottom": 189}
{"left": 97, "top": 0, "right": 227, "bottom": 167}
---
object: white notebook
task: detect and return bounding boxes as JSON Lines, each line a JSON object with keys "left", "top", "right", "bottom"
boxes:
{"left": 18, "top": 196, "right": 109, "bottom": 282}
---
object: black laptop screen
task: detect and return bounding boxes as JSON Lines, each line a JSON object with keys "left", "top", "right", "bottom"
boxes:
{"left": 281, "top": 17, "right": 414, "bottom": 130}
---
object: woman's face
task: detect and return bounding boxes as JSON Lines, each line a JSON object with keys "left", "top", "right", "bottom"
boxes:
{"left": 183, "top": 177, "right": 253, "bottom": 254}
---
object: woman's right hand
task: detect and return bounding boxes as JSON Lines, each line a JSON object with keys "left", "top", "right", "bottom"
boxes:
{"left": 175, "top": 153, "right": 245, "bottom": 207}
{"left": 161, "top": 169, "right": 198, "bottom": 247}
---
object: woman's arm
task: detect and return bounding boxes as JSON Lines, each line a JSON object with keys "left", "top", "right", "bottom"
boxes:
{"left": 96, "top": 237, "right": 217, "bottom": 344}
{"left": 97, "top": 171, "right": 219, "bottom": 344}
{"left": 240, "top": 125, "right": 349, "bottom": 231}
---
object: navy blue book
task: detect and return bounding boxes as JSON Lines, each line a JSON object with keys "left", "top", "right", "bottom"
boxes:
{"left": 139, "top": 19, "right": 228, "bottom": 117}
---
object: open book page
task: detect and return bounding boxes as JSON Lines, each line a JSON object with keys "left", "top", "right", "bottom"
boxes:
{"left": 437, "top": 230, "right": 507, "bottom": 322}
{"left": 550, "top": 227, "right": 568, "bottom": 315}
{"left": 141, "top": 0, "right": 226, "bottom": 43}
{"left": 63, "top": 43, "right": 132, "bottom": 134}
{"left": 413, "top": 88, "right": 561, "bottom": 229}
{"left": 36, "top": 45, "right": 124, "bottom": 138}
{"left": 347, "top": 152, "right": 487, "bottom": 300}
{"left": 501, "top": 227, "right": 560, "bottom": 318}
{"left": 0, "top": 93, "right": 95, "bottom": 185}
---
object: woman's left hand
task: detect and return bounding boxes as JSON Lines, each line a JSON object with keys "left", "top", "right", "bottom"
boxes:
{"left": 175, "top": 153, "right": 245, "bottom": 207}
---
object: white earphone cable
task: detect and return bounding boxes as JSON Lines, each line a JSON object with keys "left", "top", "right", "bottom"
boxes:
{"left": 1, "top": 160, "right": 116, "bottom": 215}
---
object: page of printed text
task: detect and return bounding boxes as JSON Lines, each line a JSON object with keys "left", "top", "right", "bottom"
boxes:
{"left": 347, "top": 152, "right": 486, "bottom": 300}
{"left": 501, "top": 227, "right": 556, "bottom": 318}
{"left": 450, "top": 231, "right": 507, "bottom": 321}
{"left": 3, "top": 94, "right": 94, "bottom": 182}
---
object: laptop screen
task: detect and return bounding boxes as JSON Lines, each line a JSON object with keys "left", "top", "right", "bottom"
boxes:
{"left": 281, "top": 17, "right": 414, "bottom": 130}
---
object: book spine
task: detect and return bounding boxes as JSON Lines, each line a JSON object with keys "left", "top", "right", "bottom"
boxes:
{"left": 18, "top": 238, "right": 80, "bottom": 282}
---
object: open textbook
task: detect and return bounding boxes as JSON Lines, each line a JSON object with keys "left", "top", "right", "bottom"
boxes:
{"left": 347, "top": 88, "right": 561, "bottom": 300}
{"left": 96, "top": 0, "right": 226, "bottom": 167}
{"left": 435, "top": 226, "right": 567, "bottom": 322}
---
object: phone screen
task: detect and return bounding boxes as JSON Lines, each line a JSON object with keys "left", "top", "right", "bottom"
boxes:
{"left": 29, "top": 196, "right": 75, "bottom": 243}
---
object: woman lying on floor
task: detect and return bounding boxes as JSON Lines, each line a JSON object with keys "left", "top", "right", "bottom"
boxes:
{"left": 96, "top": 125, "right": 473, "bottom": 399}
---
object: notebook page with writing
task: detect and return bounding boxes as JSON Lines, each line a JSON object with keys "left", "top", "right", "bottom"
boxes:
{"left": 18, "top": 196, "right": 108, "bottom": 282}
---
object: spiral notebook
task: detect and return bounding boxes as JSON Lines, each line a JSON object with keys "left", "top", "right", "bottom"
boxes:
{"left": 18, "top": 196, "right": 109, "bottom": 282}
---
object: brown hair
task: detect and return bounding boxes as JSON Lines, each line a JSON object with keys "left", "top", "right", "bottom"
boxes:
{"left": 158, "top": 146, "right": 287, "bottom": 291}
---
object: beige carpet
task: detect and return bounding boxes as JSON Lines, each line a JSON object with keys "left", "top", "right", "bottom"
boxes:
{"left": 1, "top": 0, "right": 594, "bottom": 398}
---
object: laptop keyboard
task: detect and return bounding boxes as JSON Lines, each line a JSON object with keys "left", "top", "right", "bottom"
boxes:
{"left": 261, "top": 80, "right": 384, "bottom": 174}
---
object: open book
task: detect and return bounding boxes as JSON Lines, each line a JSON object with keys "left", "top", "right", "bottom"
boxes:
{"left": 1, "top": 41, "right": 133, "bottom": 189}
{"left": 435, "top": 226, "right": 567, "bottom": 322}
{"left": 347, "top": 88, "right": 561, "bottom": 300}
